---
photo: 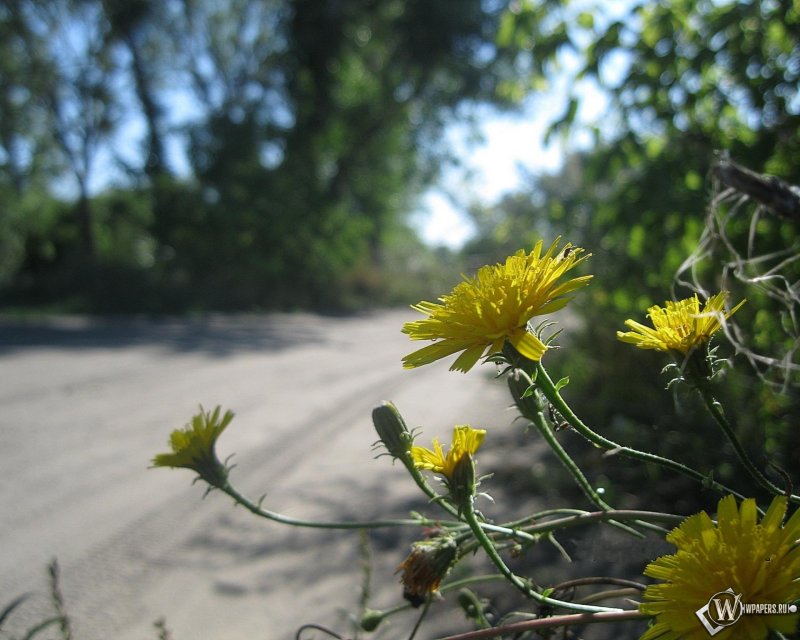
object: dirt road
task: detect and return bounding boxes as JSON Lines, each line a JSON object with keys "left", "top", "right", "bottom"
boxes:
{"left": 0, "top": 311, "right": 515, "bottom": 639}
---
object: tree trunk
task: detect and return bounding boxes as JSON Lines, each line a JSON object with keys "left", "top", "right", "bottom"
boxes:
{"left": 76, "top": 182, "right": 95, "bottom": 259}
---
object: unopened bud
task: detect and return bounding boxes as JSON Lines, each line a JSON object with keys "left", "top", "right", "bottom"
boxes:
{"left": 359, "top": 608, "right": 386, "bottom": 632}
{"left": 372, "top": 402, "right": 413, "bottom": 461}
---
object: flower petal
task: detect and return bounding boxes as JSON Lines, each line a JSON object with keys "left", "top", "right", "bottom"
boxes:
{"left": 509, "top": 331, "right": 547, "bottom": 361}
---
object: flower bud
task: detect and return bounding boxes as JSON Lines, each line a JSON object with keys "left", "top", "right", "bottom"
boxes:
{"left": 449, "top": 452, "right": 477, "bottom": 510}
{"left": 372, "top": 401, "right": 413, "bottom": 461}
{"left": 359, "top": 608, "right": 386, "bottom": 632}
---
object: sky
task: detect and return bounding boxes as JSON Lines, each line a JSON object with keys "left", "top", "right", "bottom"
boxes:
{"left": 411, "top": 0, "right": 633, "bottom": 250}
{"left": 412, "top": 105, "right": 564, "bottom": 249}
{"left": 412, "top": 79, "right": 610, "bottom": 249}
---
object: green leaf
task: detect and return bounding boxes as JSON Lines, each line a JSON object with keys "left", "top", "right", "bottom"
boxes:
{"left": 555, "top": 376, "right": 570, "bottom": 391}
{"left": 497, "top": 11, "right": 517, "bottom": 48}
{"left": 521, "top": 384, "right": 536, "bottom": 399}
{"left": 576, "top": 11, "right": 594, "bottom": 30}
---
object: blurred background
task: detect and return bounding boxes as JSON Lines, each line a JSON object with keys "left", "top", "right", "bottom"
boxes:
{"left": 1, "top": 0, "right": 799, "bottom": 636}
{"left": 2, "top": 0, "right": 798, "bottom": 491}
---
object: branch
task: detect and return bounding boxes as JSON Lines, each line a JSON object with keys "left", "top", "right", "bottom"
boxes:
{"left": 712, "top": 158, "right": 800, "bottom": 224}
{"left": 438, "top": 609, "right": 648, "bottom": 640}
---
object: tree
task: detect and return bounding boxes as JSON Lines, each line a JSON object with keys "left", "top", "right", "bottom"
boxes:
{"left": 103, "top": 0, "right": 174, "bottom": 181}
{"left": 1, "top": 0, "right": 560, "bottom": 310}
{"left": 13, "top": 0, "right": 121, "bottom": 259}
{"left": 157, "top": 0, "right": 528, "bottom": 307}
{"left": 477, "top": 0, "right": 800, "bottom": 504}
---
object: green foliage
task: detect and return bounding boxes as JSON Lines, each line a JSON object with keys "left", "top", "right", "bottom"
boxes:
{"left": 0, "top": 0, "right": 525, "bottom": 312}
{"left": 472, "top": 0, "right": 800, "bottom": 512}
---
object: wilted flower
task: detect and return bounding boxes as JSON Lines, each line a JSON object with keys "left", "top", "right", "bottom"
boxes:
{"left": 640, "top": 494, "right": 800, "bottom": 640}
{"left": 617, "top": 292, "right": 745, "bottom": 355}
{"left": 402, "top": 238, "right": 592, "bottom": 372}
{"left": 151, "top": 405, "right": 234, "bottom": 488}
{"left": 397, "top": 535, "right": 459, "bottom": 607}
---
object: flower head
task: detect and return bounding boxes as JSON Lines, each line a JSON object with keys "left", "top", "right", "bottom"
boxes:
{"left": 402, "top": 238, "right": 592, "bottom": 372}
{"left": 151, "top": 405, "right": 234, "bottom": 488}
{"left": 397, "top": 535, "right": 458, "bottom": 607}
{"left": 411, "top": 425, "right": 486, "bottom": 480}
{"left": 617, "top": 292, "right": 745, "bottom": 355}
{"left": 640, "top": 495, "right": 800, "bottom": 640}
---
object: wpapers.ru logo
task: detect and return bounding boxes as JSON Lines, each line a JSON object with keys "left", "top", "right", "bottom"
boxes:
{"left": 694, "top": 588, "right": 798, "bottom": 636}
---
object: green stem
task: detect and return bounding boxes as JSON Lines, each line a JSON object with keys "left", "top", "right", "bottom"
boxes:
{"left": 696, "top": 385, "right": 799, "bottom": 504}
{"left": 501, "top": 507, "right": 592, "bottom": 529}
{"left": 407, "top": 597, "right": 432, "bottom": 640}
{"left": 441, "top": 574, "right": 508, "bottom": 591}
{"left": 509, "top": 369, "right": 667, "bottom": 536}
{"left": 534, "top": 360, "right": 755, "bottom": 504}
{"left": 460, "top": 493, "right": 623, "bottom": 614}
{"left": 436, "top": 609, "right": 649, "bottom": 640}
{"left": 400, "top": 455, "right": 463, "bottom": 519}
{"left": 221, "top": 481, "right": 551, "bottom": 541}
{"left": 520, "top": 509, "right": 684, "bottom": 536}
{"left": 531, "top": 406, "right": 611, "bottom": 510}
{"left": 367, "top": 575, "right": 510, "bottom": 625}
{"left": 221, "top": 482, "right": 431, "bottom": 530}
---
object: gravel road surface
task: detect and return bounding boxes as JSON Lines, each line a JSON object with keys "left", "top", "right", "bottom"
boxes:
{"left": 0, "top": 311, "right": 517, "bottom": 640}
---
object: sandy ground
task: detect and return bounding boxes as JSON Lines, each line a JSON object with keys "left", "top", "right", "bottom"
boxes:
{"left": 0, "top": 310, "right": 526, "bottom": 640}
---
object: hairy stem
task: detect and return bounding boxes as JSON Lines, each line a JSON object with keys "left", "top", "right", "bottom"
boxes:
{"left": 696, "top": 385, "right": 799, "bottom": 504}
{"left": 533, "top": 359, "right": 755, "bottom": 505}
{"left": 461, "top": 493, "right": 623, "bottom": 615}
{"left": 509, "top": 368, "right": 667, "bottom": 536}
{"left": 437, "top": 609, "right": 648, "bottom": 640}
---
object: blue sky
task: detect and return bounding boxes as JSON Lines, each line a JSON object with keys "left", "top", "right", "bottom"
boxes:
{"left": 412, "top": 104, "right": 564, "bottom": 249}
{"left": 413, "top": 77, "right": 611, "bottom": 249}
{"left": 411, "top": 0, "right": 635, "bottom": 249}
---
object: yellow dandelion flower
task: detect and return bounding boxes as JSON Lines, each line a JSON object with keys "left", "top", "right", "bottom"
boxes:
{"left": 151, "top": 405, "right": 234, "bottom": 487}
{"left": 402, "top": 238, "right": 592, "bottom": 372}
{"left": 640, "top": 495, "right": 800, "bottom": 640}
{"left": 411, "top": 425, "right": 486, "bottom": 480}
{"left": 617, "top": 292, "right": 745, "bottom": 355}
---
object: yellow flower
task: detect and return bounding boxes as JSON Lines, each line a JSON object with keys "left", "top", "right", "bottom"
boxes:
{"left": 411, "top": 425, "right": 486, "bottom": 480}
{"left": 151, "top": 405, "right": 234, "bottom": 487}
{"left": 402, "top": 238, "right": 592, "bottom": 372}
{"left": 617, "top": 292, "right": 745, "bottom": 354}
{"left": 640, "top": 495, "right": 800, "bottom": 640}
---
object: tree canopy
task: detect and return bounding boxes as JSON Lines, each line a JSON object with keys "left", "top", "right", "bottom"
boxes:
{"left": 1, "top": 0, "right": 524, "bottom": 310}
{"left": 468, "top": 0, "right": 800, "bottom": 504}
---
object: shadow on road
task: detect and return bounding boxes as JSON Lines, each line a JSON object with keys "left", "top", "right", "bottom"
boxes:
{"left": 0, "top": 314, "right": 338, "bottom": 356}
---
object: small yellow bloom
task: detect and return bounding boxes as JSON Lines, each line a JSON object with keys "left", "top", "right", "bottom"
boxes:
{"left": 640, "top": 495, "right": 800, "bottom": 640}
{"left": 617, "top": 292, "right": 745, "bottom": 354}
{"left": 402, "top": 238, "right": 592, "bottom": 372}
{"left": 152, "top": 405, "right": 234, "bottom": 487}
{"left": 411, "top": 425, "right": 486, "bottom": 480}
